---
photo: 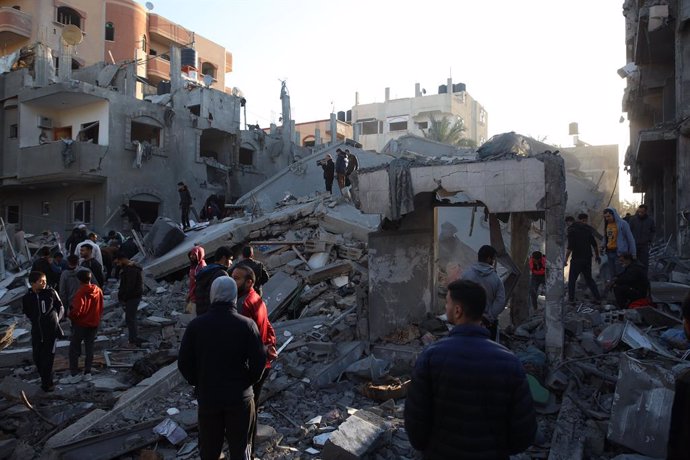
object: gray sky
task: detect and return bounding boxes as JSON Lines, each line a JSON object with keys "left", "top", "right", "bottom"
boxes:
{"left": 146, "top": 0, "right": 635, "bottom": 199}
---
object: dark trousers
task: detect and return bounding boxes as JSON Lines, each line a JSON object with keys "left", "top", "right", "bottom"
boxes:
{"left": 198, "top": 399, "right": 254, "bottom": 460}
{"left": 32, "top": 335, "right": 56, "bottom": 389}
{"left": 614, "top": 285, "right": 646, "bottom": 309}
{"left": 249, "top": 368, "right": 270, "bottom": 455}
{"left": 69, "top": 324, "right": 97, "bottom": 375}
{"left": 668, "top": 369, "right": 690, "bottom": 459}
{"left": 325, "top": 177, "right": 334, "bottom": 194}
{"left": 568, "top": 258, "right": 601, "bottom": 301}
{"left": 529, "top": 275, "right": 545, "bottom": 310}
{"left": 123, "top": 298, "right": 140, "bottom": 344}
{"left": 181, "top": 206, "right": 191, "bottom": 229}
{"left": 636, "top": 243, "right": 650, "bottom": 273}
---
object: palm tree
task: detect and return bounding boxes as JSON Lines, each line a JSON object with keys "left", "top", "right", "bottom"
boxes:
{"left": 423, "top": 115, "right": 476, "bottom": 148}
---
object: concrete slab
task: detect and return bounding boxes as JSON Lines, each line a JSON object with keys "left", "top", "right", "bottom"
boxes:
{"left": 321, "top": 409, "right": 389, "bottom": 460}
{"left": 262, "top": 271, "right": 302, "bottom": 320}
{"left": 307, "top": 341, "right": 365, "bottom": 388}
{"left": 0, "top": 375, "right": 41, "bottom": 400}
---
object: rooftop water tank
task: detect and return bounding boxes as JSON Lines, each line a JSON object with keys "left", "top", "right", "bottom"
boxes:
{"left": 438, "top": 84, "right": 447, "bottom": 94}
{"left": 181, "top": 48, "right": 197, "bottom": 69}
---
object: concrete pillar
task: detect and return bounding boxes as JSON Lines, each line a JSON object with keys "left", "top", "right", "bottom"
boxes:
{"left": 415, "top": 83, "right": 421, "bottom": 97}
{"left": 353, "top": 122, "right": 360, "bottom": 143}
{"left": 170, "top": 46, "right": 182, "bottom": 92}
{"left": 664, "top": 163, "right": 677, "bottom": 245}
{"left": 33, "top": 43, "right": 51, "bottom": 87}
{"left": 58, "top": 44, "right": 71, "bottom": 81}
{"left": 315, "top": 128, "right": 321, "bottom": 146}
{"left": 355, "top": 91, "right": 359, "bottom": 106}
{"left": 385, "top": 87, "right": 390, "bottom": 102}
{"left": 280, "top": 82, "right": 292, "bottom": 162}
{"left": 124, "top": 61, "right": 136, "bottom": 98}
{"left": 510, "top": 213, "right": 531, "bottom": 326}
{"left": 543, "top": 153, "right": 566, "bottom": 362}
{"left": 676, "top": 11, "right": 690, "bottom": 256}
{"left": 269, "top": 123, "right": 277, "bottom": 136}
{"left": 447, "top": 77, "right": 453, "bottom": 94}
{"left": 330, "top": 113, "right": 337, "bottom": 146}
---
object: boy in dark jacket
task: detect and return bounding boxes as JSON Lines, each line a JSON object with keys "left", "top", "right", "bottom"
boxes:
{"left": 115, "top": 252, "right": 143, "bottom": 347}
{"left": 405, "top": 279, "right": 536, "bottom": 459}
{"left": 22, "top": 271, "right": 64, "bottom": 392}
{"left": 61, "top": 270, "right": 103, "bottom": 384}
{"left": 178, "top": 276, "right": 266, "bottom": 460}
{"left": 194, "top": 245, "right": 233, "bottom": 316}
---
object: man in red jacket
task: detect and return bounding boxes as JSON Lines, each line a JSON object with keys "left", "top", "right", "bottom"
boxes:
{"left": 61, "top": 270, "right": 103, "bottom": 384}
{"left": 230, "top": 264, "right": 277, "bottom": 455}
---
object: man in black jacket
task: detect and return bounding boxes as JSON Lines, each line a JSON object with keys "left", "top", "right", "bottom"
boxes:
{"left": 610, "top": 252, "right": 649, "bottom": 308}
{"left": 318, "top": 154, "right": 335, "bottom": 194}
{"left": 115, "top": 252, "right": 143, "bottom": 347}
{"left": 32, "top": 246, "right": 59, "bottom": 288}
{"left": 178, "top": 276, "right": 266, "bottom": 460}
{"left": 565, "top": 213, "right": 602, "bottom": 303}
{"left": 628, "top": 204, "right": 656, "bottom": 273}
{"left": 236, "top": 246, "right": 269, "bottom": 296}
{"left": 80, "top": 244, "right": 104, "bottom": 287}
{"left": 194, "top": 245, "right": 233, "bottom": 316}
{"left": 178, "top": 181, "right": 193, "bottom": 230}
{"left": 23, "top": 271, "right": 64, "bottom": 392}
{"left": 405, "top": 279, "right": 536, "bottom": 459}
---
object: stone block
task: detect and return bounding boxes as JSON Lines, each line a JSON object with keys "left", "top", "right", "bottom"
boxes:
{"left": 0, "top": 376, "right": 40, "bottom": 400}
{"left": 322, "top": 410, "right": 389, "bottom": 460}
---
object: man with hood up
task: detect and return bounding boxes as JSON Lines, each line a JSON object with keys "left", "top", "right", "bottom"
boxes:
{"left": 602, "top": 207, "right": 636, "bottom": 283}
{"left": 23, "top": 271, "right": 64, "bottom": 392}
{"left": 461, "top": 245, "right": 506, "bottom": 339}
{"left": 61, "top": 270, "right": 103, "bottom": 384}
{"left": 178, "top": 276, "right": 266, "bottom": 460}
{"left": 186, "top": 245, "right": 207, "bottom": 315}
{"left": 59, "top": 254, "right": 91, "bottom": 315}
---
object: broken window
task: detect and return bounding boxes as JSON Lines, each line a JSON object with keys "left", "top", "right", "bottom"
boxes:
{"left": 201, "top": 62, "right": 217, "bottom": 79}
{"left": 416, "top": 121, "right": 428, "bottom": 130}
{"left": 57, "top": 7, "right": 81, "bottom": 28}
{"left": 79, "top": 121, "right": 99, "bottom": 143}
{"left": 105, "top": 22, "right": 114, "bottom": 41}
{"left": 360, "top": 120, "right": 380, "bottom": 135}
{"left": 6, "top": 205, "right": 20, "bottom": 225}
{"left": 149, "top": 48, "right": 157, "bottom": 56}
{"left": 389, "top": 121, "right": 408, "bottom": 132}
{"left": 131, "top": 120, "right": 161, "bottom": 146}
{"left": 72, "top": 200, "right": 91, "bottom": 224}
{"left": 128, "top": 199, "right": 158, "bottom": 224}
{"left": 188, "top": 105, "right": 201, "bottom": 116}
{"left": 9, "top": 124, "right": 18, "bottom": 138}
{"left": 239, "top": 147, "right": 253, "bottom": 166}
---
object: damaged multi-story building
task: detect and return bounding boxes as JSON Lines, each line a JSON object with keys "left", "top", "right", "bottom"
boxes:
{"left": 622, "top": 0, "right": 690, "bottom": 256}
{"left": 0, "top": 0, "right": 303, "bottom": 234}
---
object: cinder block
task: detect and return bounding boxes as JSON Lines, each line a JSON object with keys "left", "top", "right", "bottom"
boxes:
{"left": 322, "top": 410, "right": 389, "bottom": 460}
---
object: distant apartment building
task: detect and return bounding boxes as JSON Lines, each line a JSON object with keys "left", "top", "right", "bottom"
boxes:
{"left": 621, "top": 0, "right": 690, "bottom": 256}
{"left": 351, "top": 78, "right": 488, "bottom": 152}
{"left": 0, "top": 1, "right": 300, "bottom": 235}
{"left": 295, "top": 117, "right": 353, "bottom": 147}
{"left": 0, "top": 0, "right": 232, "bottom": 93}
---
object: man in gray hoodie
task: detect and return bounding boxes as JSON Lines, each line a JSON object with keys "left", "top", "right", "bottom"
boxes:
{"left": 59, "top": 255, "right": 91, "bottom": 315}
{"left": 461, "top": 245, "right": 506, "bottom": 339}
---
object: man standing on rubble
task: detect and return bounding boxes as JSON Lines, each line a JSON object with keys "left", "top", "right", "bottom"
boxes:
{"left": 32, "top": 246, "right": 59, "bottom": 288}
{"left": 236, "top": 246, "right": 270, "bottom": 296}
{"left": 59, "top": 254, "right": 90, "bottom": 315}
{"left": 80, "top": 244, "right": 104, "bottom": 288}
{"left": 628, "top": 203, "right": 656, "bottom": 274}
{"left": 186, "top": 245, "right": 206, "bottom": 315}
{"left": 461, "top": 245, "right": 506, "bottom": 339}
{"left": 178, "top": 181, "right": 193, "bottom": 230}
{"left": 231, "top": 264, "right": 277, "bottom": 456}
{"left": 74, "top": 233, "right": 103, "bottom": 267}
{"left": 565, "top": 213, "right": 602, "bottom": 303}
{"left": 318, "top": 154, "right": 335, "bottom": 194}
{"left": 23, "top": 271, "right": 64, "bottom": 392}
{"left": 602, "top": 207, "right": 636, "bottom": 283}
{"left": 178, "top": 276, "right": 266, "bottom": 460}
{"left": 194, "top": 245, "right": 233, "bottom": 316}
{"left": 335, "top": 148, "right": 349, "bottom": 195}
{"left": 115, "top": 252, "right": 143, "bottom": 347}
{"left": 405, "top": 279, "right": 536, "bottom": 459}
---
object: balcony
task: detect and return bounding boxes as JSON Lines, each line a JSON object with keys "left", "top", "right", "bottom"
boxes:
{"left": 0, "top": 7, "right": 32, "bottom": 48}
{"left": 148, "top": 14, "right": 192, "bottom": 47}
{"left": 147, "top": 56, "right": 170, "bottom": 84}
{"left": 16, "top": 142, "right": 107, "bottom": 185}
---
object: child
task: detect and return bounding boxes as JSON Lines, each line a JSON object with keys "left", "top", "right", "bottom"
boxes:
{"left": 529, "top": 251, "right": 546, "bottom": 311}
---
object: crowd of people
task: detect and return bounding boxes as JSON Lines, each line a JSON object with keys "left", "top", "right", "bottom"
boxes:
{"left": 18, "top": 203, "right": 661, "bottom": 458}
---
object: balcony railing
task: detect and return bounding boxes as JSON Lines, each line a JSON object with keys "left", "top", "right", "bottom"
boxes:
{"left": 147, "top": 56, "right": 170, "bottom": 83}
{"left": 0, "top": 7, "right": 32, "bottom": 45}
{"left": 148, "top": 14, "right": 192, "bottom": 47}
{"left": 17, "top": 142, "right": 107, "bottom": 183}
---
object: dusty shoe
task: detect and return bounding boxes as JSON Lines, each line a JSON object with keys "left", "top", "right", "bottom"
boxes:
{"left": 58, "top": 374, "right": 82, "bottom": 385}
{"left": 83, "top": 373, "right": 93, "bottom": 382}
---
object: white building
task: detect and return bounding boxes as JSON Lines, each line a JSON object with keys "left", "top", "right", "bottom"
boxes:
{"left": 351, "top": 78, "right": 488, "bottom": 152}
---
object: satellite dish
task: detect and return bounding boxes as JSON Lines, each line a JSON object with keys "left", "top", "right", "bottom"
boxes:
{"left": 61, "top": 24, "right": 83, "bottom": 46}
{"left": 145, "top": 2, "right": 154, "bottom": 10}
{"left": 202, "top": 74, "right": 213, "bottom": 87}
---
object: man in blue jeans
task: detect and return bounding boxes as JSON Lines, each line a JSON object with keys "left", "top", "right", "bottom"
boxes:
{"left": 602, "top": 207, "right": 636, "bottom": 283}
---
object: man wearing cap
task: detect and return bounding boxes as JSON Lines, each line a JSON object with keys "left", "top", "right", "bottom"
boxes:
{"left": 178, "top": 276, "right": 266, "bottom": 460}
{"left": 178, "top": 182, "right": 193, "bottom": 230}
{"left": 335, "top": 148, "right": 349, "bottom": 195}
{"left": 318, "top": 154, "right": 335, "bottom": 194}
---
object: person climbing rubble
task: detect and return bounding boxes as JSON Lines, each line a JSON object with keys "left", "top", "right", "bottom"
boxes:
{"left": 608, "top": 252, "right": 650, "bottom": 309}
{"left": 602, "top": 207, "right": 636, "bottom": 284}
{"left": 565, "top": 213, "right": 602, "bottom": 304}
{"left": 22, "top": 271, "right": 64, "bottom": 392}
{"left": 405, "top": 279, "right": 536, "bottom": 459}
{"left": 461, "top": 245, "right": 506, "bottom": 339}
{"left": 230, "top": 264, "right": 277, "bottom": 456}
{"left": 178, "top": 276, "right": 266, "bottom": 460}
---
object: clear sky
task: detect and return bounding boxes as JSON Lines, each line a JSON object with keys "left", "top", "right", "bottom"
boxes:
{"left": 144, "top": 0, "right": 637, "bottom": 200}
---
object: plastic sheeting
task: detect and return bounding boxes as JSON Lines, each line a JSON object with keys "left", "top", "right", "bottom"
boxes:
{"left": 0, "top": 50, "right": 20, "bottom": 74}
{"left": 476, "top": 132, "right": 557, "bottom": 161}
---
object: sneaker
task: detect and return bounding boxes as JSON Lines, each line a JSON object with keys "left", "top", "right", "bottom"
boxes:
{"left": 58, "top": 374, "right": 83, "bottom": 384}
{"left": 83, "top": 373, "right": 93, "bottom": 382}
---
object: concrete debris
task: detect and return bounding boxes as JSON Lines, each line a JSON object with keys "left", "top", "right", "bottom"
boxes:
{"left": 321, "top": 409, "right": 390, "bottom": 460}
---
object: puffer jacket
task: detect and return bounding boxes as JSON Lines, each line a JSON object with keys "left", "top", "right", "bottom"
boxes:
{"left": 461, "top": 262, "right": 506, "bottom": 322}
{"left": 404, "top": 324, "right": 536, "bottom": 460}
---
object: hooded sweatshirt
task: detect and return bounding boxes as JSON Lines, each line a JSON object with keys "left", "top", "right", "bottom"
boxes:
{"left": 461, "top": 262, "right": 506, "bottom": 323}
{"left": 603, "top": 207, "right": 636, "bottom": 257}
{"left": 22, "top": 288, "right": 64, "bottom": 343}
{"left": 210, "top": 276, "right": 237, "bottom": 305}
{"left": 118, "top": 263, "right": 143, "bottom": 302}
{"left": 188, "top": 246, "right": 207, "bottom": 303}
{"left": 194, "top": 263, "right": 229, "bottom": 315}
{"left": 70, "top": 283, "right": 104, "bottom": 328}
{"left": 59, "top": 266, "right": 91, "bottom": 310}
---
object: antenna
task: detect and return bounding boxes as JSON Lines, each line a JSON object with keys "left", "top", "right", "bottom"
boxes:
{"left": 145, "top": 2, "right": 154, "bottom": 11}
